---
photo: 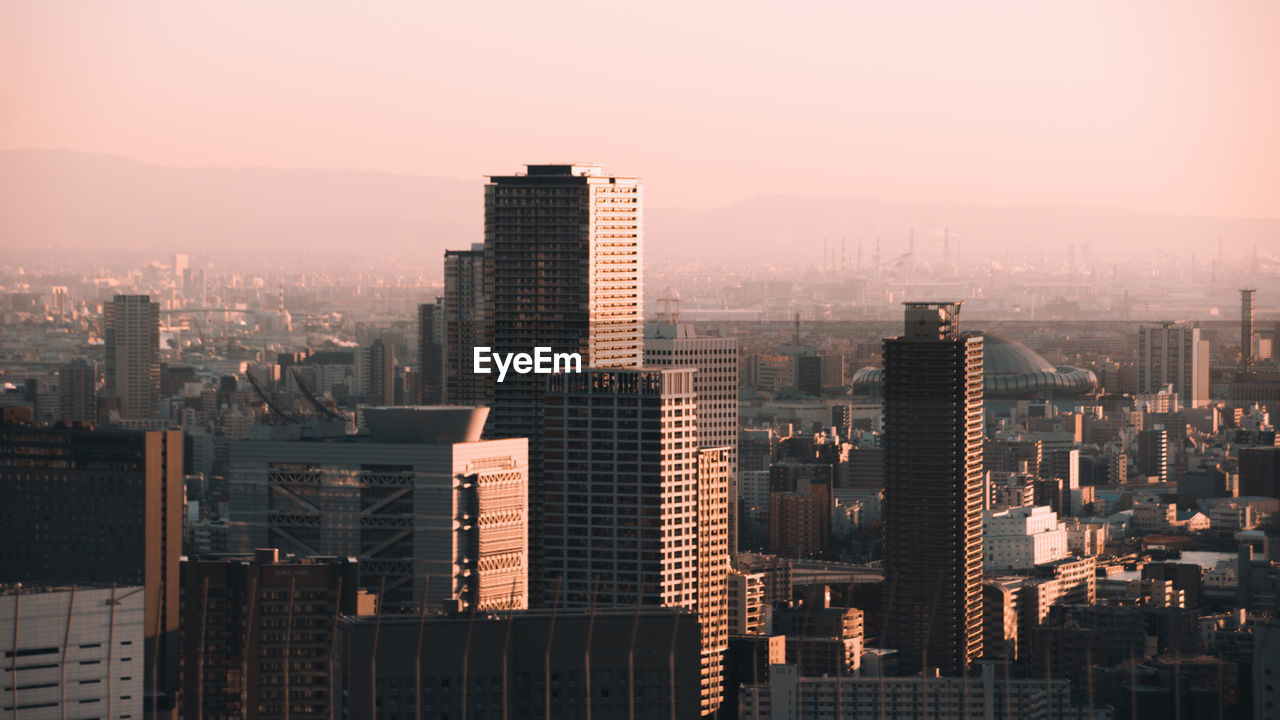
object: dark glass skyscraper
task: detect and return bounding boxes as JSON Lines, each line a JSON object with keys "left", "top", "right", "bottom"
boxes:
{"left": 881, "top": 301, "right": 984, "bottom": 676}
{"left": 483, "top": 164, "right": 642, "bottom": 441}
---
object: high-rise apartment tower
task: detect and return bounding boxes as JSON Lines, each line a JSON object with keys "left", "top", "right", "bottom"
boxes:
{"left": 881, "top": 302, "right": 984, "bottom": 676}
{"left": 104, "top": 294, "right": 160, "bottom": 420}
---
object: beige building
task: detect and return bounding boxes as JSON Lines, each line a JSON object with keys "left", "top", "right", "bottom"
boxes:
{"left": 1137, "top": 322, "right": 1209, "bottom": 408}
{"left": 542, "top": 368, "right": 730, "bottom": 716}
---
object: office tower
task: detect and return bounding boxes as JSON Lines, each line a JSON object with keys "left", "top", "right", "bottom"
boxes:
{"left": 104, "top": 294, "right": 161, "bottom": 420}
{"left": 1242, "top": 288, "right": 1256, "bottom": 365}
{"left": 0, "top": 424, "right": 183, "bottom": 717}
{"left": 881, "top": 301, "right": 983, "bottom": 676}
{"left": 417, "top": 301, "right": 444, "bottom": 404}
{"left": 1137, "top": 321, "right": 1209, "bottom": 408}
{"left": 0, "top": 584, "right": 146, "bottom": 720}
{"left": 336, "top": 608, "right": 702, "bottom": 720}
{"left": 645, "top": 321, "right": 740, "bottom": 549}
{"left": 180, "top": 550, "right": 361, "bottom": 720}
{"left": 443, "top": 243, "right": 486, "bottom": 405}
{"left": 355, "top": 338, "right": 395, "bottom": 405}
{"left": 1136, "top": 427, "right": 1171, "bottom": 482}
{"left": 542, "top": 368, "right": 728, "bottom": 715}
{"left": 228, "top": 407, "right": 527, "bottom": 611}
{"left": 484, "top": 164, "right": 643, "bottom": 442}
{"left": 59, "top": 356, "right": 97, "bottom": 424}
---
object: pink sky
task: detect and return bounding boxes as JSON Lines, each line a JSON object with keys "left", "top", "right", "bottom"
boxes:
{"left": 3, "top": 1, "right": 1278, "bottom": 217}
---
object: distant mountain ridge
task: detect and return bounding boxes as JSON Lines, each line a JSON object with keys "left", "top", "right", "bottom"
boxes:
{"left": 2, "top": 149, "right": 1275, "bottom": 266}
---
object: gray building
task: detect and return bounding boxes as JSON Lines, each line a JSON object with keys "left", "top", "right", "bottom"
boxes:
{"left": 334, "top": 608, "right": 702, "bottom": 720}
{"left": 228, "top": 407, "right": 528, "bottom": 612}
{"left": 443, "top": 243, "right": 485, "bottom": 406}
{"left": 104, "top": 294, "right": 160, "bottom": 420}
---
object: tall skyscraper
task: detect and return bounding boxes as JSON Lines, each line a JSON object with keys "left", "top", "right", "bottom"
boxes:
{"left": 484, "top": 164, "right": 643, "bottom": 441}
{"left": 882, "top": 301, "right": 984, "bottom": 676}
{"left": 59, "top": 356, "right": 97, "bottom": 424}
{"left": 417, "top": 301, "right": 444, "bottom": 404}
{"left": 645, "top": 320, "right": 740, "bottom": 549}
{"left": 104, "top": 294, "right": 160, "bottom": 420}
{"left": 443, "top": 243, "right": 485, "bottom": 406}
{"left": 0, "top": 423, "right": 183, "bottom": 717}
{"left": 542, "top": 368, "right": 728, "bottom": 715}
{"left": 228, "top": 407, "right": 527, "bottom": 612}
{"left": 1137, "top": 321, "right": 1209, "bottom": 408}
{"left": 1242, "top": 288, "right": 1256, "bottom": 366}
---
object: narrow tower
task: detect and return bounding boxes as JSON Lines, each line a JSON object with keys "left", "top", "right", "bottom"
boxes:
{"left": 881, "top": 301, "right": 984, "bottom": 675}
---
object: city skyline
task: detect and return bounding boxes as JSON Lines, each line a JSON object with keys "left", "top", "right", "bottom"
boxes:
{"left": 4, "top": 3, "right": 1280, "bottom": 718}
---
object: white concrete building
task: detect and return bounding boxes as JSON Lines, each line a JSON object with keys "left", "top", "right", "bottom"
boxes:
{"left": 983, "top": 505, "right": 1068, "bottom": 571}
{"left": 0, "top": 585, "right": 145, "bottom": 719}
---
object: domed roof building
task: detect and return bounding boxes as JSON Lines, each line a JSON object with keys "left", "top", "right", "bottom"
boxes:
{"left": 852, "top": 333, "right": 1097, "bottom": 398}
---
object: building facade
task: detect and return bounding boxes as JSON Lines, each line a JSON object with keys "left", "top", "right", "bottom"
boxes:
{"left": 228, "top": 407, "right": 527, "bottom": 612}
{"left": 0, "top": 584, "right": 146, "bottom": 720}
{"left": 881, "top": 302, "right": 984, "bottom": 676}
{"left": 180, "top": 550, "right": 361, "bottom": 720}
{"left": 0, "top": 424, "right": 183, "bottom": 717}
{"left": 483, "top": 164, "right": 643, "bottom": 442}
{"left": 645, "top": 322, "right": 740, "bottom": 549}
{"left": 443, "top": 244, "right": 485, "bottom": 406}
{"left": 1137, "top": 322, "right": 1209, "bottom": 408}
{"left": 417, "top": 302, "right": 444, "bottom": 404}
{"left": 104, "top": 294, "right": 160, "bottom": 420}
{"left": 541, "top": 368, "right": 728, "bottom": 715}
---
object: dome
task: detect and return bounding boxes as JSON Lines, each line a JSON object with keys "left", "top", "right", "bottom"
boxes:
{"left": 982, "top": 334, "right": 1055, "bottom": 375}
{"left": 851, "top": 332, "right": 1098, "bottom": 398}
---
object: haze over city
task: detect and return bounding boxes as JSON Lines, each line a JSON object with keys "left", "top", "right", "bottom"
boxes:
{"left": 3, "top": 3, "right": 1280, "bottom": 720}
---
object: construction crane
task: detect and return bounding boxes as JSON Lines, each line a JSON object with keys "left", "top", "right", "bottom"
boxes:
{"left": 291, "top": 368, "right": 351, "bottom": 422}
{"left": 245, "top": 368, "right": 300, "bottom": 423}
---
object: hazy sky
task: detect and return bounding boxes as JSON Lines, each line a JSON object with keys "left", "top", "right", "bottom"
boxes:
{"left": 3, "top": 1, "right": 1278, "bottom": 216}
